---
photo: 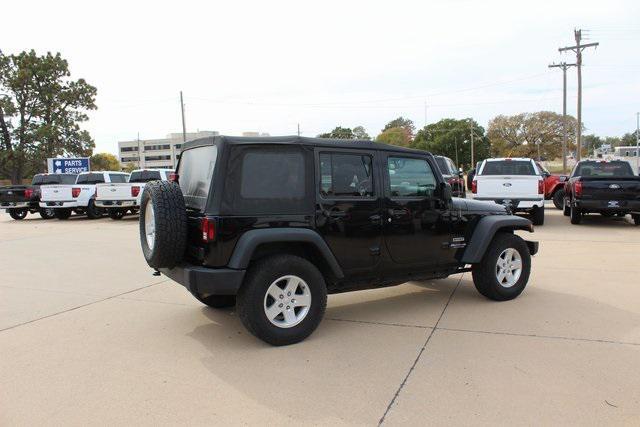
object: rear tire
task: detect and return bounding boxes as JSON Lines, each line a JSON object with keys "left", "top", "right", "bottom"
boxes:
{"left": 472, "top": 232, "right": 531, "bottom": 301}
{"left": 633, "top": 214, "right": 640, "bottom": 226}
{"left": 38, "top": 208, "right": 56, "bottom": 219}
{"left": 54, "top": 209, "right": 72, "bottom": 220}
{"left": 194, "top": 293, "right": 236, "bottom": 308}
{"left": 9, "top": 209, "right": 27, "bottom": 220}
{"left": 237, "top": 255, "right": 327, "bottom": 346}
{"left": 563, "top": 198, "right": 570, "bottom": 216}
{"left": 108, "top": 209, "right": 125, "bottom": 220}
{"left": 139, "top": 181, "right": 187, "bottom": 269}
{"left": 552, "top": 189, "right": 565, "bottom": 210}
{"left": 86, "top": 200, "right": 103, "bottom": 219}
{"left": 531, "top": 206, "right": 544, "bottom": 226}
{"left": 570, "top": 205, "right": 582, "bottom": 224}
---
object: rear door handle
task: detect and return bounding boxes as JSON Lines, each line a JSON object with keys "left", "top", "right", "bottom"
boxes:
{"left": 369, "top": 214, "right": 381, "bottom": 223}
{"left": 389, "top": 209, "right": 406, "bottom": 217}
{"left": 329, "top": 211, "right": 347, "bottom": 218}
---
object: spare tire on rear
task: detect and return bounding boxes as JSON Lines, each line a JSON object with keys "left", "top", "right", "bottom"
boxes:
{"left": 139, "top": 181, "right": 187, "bottom": 269}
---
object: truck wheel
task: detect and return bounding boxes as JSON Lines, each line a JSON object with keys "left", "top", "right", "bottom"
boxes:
{"left": 9, "top": 209, "right": 28, "bottom": 220}
{"left": 194, "top": 293, "right": 236, "bottom": 308}
{"left": 570, "top": 206, "right": 582, "bottom": 224}
{"left": 139, "top": 181, "right": 187, "bottom": 269}
{"left": 38, "top": 208, "right": 56, "bottom": 219}
{"left": 109, "top": 209, "right": 125, "bottom": 220}
{"left": 86, "top": 200, "right": 103, "bottom": 219}
{"left": 633, "top": 214, "right": 640, "bottom": 226}
{"left": 531, "top": 206, "right": 544, "bottom": 226}
{"left": 552, "top": 189, "right": 565, "bottom": 210}
{"left": 472, "top": 232, "right": 531, "bottom": 301}
{"left": 237, "top": 255, "right": 327, "bottom": 346}
{"left": 54, "top": 209, "right": 72, "bottom": 220}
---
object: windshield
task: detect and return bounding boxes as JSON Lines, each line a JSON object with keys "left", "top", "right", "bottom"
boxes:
{"left": 573, "top": 161, "right": 634, "bottom": 177}
{"left": 480, "top": 160, "right": 535, "bottom": 176}
{"left": 435, "top": 157, "right": 451, "bottom": 175}
{"left": 129, "top": 170, "right": 162, "bottom": 183}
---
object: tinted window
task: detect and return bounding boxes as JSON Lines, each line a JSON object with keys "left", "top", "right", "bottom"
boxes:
{"left": 76, "top": 173, "right": 105, "bottom": 184}
{"left": 319, "top": 153, "right": 374, "bottom": 198}
{"left": 129, "top": 171, "right": 162, "bottom": 183}
{"left": 480, "top": 160, "right": 535, "bottom": 176}
{"left": 241, "top": 152, "right": 305, "bottom": 199}
{"left": 446, "top": 158, "right": 458, "bottom": 174}
{"left": 178, "top": 145, "right": 218, "bottom": 210}
{"left": 32, "top": 174, "right": 77, "bottom": 185}
{"left": 109, "top": 174, "right": 128, "bottom": 183}
{"left": 574, "top": 161, "right": 634, "bottom": 177}
{"left": 435, "top": 157, "right": 451, "bottom": 175}
{"left": 388, "top": 157, "right": 437, "bottom": 197}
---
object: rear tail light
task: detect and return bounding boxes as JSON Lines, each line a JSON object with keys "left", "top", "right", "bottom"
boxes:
{"left": 24, "top": 188, "right": 33, "bottom": 199}
{"left": 538, "top": 179, "right": 544, "bottom": 195}
{"left": 574, "top": 181, "right": 583, "bottom": 198}
{"left": 72, "top": 187, "right": 81, "bottom": 198}
{"left": 471, "top": 180, "right": 477, "bottom": 194}
{"left": 200, "top": 217, "right": 216, "bottom": 242}
{"left": 131, "top": 186, "right": 140, "bottom": 197}
{"left": 169, "top": 173, "right": 179, "bottom": 183}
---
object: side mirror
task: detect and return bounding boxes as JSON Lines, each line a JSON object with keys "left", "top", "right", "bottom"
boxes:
{"left": 542, "top": 171, "right": 550, "bottom": 178}
{"left": 559, "top": 175, "right": 568, "bottom": 182}
{"left": 458, "top": 168, "right": 464, "bottom": 178}
{"left": 439, "top": 182, "right": 453, "bottom": 201}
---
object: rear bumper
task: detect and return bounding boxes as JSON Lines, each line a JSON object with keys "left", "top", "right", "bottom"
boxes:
{"left": 40, "top": 201, "right": 78, "bottom": 208}
{"left": 473, "top": 197, "right": 544, "bottom": 210}
{"left": 0, "top": 201, "right": 31, "bottom": 209}
{"left": 95, "top": 199, "right": 137, "bottom": 208}
{"left": 159, "top": 264, "right": 246, "bottom": 296}
{"left": 574, "top": 199, "right": 640, "bottom": 212}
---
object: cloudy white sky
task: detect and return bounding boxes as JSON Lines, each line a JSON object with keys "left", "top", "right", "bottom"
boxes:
{"left": 3, "top": 0, "right": 639, "bottom": 154}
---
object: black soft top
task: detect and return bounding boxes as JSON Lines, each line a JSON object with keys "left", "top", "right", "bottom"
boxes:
{"left": 181, "top": 135, "right": 432, "bottom": 156}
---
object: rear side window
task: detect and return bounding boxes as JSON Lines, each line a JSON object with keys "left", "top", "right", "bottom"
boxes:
{"left": 480, "top": 160, "right": 535, "bottom": 176}
{"left": 76, "top": 173, "right": 105, "bottom": 184}
{"left": 178, "top": 146, "right": 218, "bottom": 210}
{"left": 129, "top": 171, "right": 162, "bottom": 182}
{"left": 222, "top": 145, "right": 312, "bottom": 215}
{"left": 435, "top": 157, "right": 451, "bottom": 175}
{"left": 319, "top": 152, "right": 374, "bottom": 198}
{"left": 574, "top": 161, "right": 634, "bottom": 177}
{"left": 109, "top": 174, "right": 128, "bottom": 183}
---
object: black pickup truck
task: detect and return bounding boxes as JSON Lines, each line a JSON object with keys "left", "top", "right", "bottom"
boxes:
{"left": 0, "top": 173, "right": 77, "bottom": 220}
{"left": 563, "top": 160, "right": 640, "bottom": 225}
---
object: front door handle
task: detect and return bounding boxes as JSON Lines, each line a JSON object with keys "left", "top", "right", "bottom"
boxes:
{"left": 329, "top": 211, "right": 347, "bottom": 218}
{"left": 389, "top": 208, "right": 407, "bottom": 217}
{"left": 369, "top": 214, "right": 381, "bottom": 223}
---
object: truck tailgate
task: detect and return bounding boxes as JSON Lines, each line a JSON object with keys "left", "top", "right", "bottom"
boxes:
{"left": 476, "top": 175, "right": 540, "bottom": 199}
{"left": 581, "top": 177, "right": 640, "bottom": 201}
{"left": 40, "top": 185, "right": 74, "bottom": 201}
{"left": 96, "top": 183, "right": 132, "bottom": 200}
{"left": 0, "top": 186, "right": 28, "bottom": 203}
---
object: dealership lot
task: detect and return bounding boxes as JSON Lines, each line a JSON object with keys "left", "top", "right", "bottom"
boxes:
{"left": 1, "top": 208, "right": 639, "bottom": 425}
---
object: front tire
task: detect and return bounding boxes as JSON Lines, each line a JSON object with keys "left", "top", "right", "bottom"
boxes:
{"left": 472, "top": 232, "right": 531, "bottom": 301}
{"left": 194, "top": 293, "right": 236, "bottom": 308}
{"left": 237, "top": 255, "right": 327, "bottom": 346}
{"left": 86, "top": 200, "right": 104, "bottom": 219}
{"left": 38, "top": 208, "right": 56, "bottom": 219}
{"left": 570, "top": 205, "right": 582, "bottom": 224}
{"left": 531, "top": 206, "right": 545, "bottom": 226}
{"left": 9, "top": 209, "right": 28, "bottom": 220}
{"left": 552, "top": 189, "right": 565, "bottom": 210}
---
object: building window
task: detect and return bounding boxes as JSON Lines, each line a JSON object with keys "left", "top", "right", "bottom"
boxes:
{"left": 174, "top": 144, "right": 182, "bottom": 149}
{"left": 121, "top": 157, "right": 139, "bottom": 162}
{"left": 145, "top": 155, "right": 172, "bottom": 161}
{"left": 121, "top": 146, "right": 138, "bottom": 152}
{"left": 144, "top": 144, "right": 171, "bottom": 151}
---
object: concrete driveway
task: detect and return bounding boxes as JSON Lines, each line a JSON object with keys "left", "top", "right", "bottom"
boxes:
{"left": 1, "top": 208, "right": 639, "bottom": 425}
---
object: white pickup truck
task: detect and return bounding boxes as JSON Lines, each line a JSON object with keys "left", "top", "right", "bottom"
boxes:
{"left": 471, "top": 157, "right": 545, "bottom": 225}
{"left": 95, "top": 169, "right": 173, "bottom": 220}
{"left": 40, "top": 171, "right": 130, "bottom": 220}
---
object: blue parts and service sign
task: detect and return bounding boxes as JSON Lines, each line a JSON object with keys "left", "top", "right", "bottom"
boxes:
{"left": 47, "top": 158, "right": 91, "bottom": 174}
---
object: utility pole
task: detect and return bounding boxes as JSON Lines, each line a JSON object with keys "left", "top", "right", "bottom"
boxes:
{"left": 454, "top": 136, "right": 459, "bottom": 168}
{"left": 137, "top": 132, "right": 143, "bottom": 169}
{"left": 548, "top": 62, "right": 576, "bottom": 174}
{"left": 469, "top": 120, "right": 475, "bottom": 167}
{"left": 559, "top": 29, "right": 598, "bottom": 162}
{"left": 424, "top": 100, "right": 428, "bottom": 128}
{"left": 297, "top": 123, "right": 300, "bottom": 136}
{"left": 180, "top": 91, "right": 187, "bottom": 143}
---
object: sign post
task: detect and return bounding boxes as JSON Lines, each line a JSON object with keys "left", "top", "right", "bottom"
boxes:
{"left": 47, "top": 158, "right": 91, "bottom": 174}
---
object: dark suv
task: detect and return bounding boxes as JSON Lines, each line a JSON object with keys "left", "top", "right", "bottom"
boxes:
{"left": 139, "top": 136, "right": 539, "bottom": 345}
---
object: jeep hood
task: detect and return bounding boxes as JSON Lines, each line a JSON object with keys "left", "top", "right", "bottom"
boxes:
{"left": 452, "top": 197, "right": 507, "bottom": 214}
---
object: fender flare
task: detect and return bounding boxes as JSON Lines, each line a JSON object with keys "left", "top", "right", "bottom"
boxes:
{"left": 460, "top": 215, "right": 534, "bottom": 264}
{"left": 227, "top": 228, "right": 344, "bottom": 279}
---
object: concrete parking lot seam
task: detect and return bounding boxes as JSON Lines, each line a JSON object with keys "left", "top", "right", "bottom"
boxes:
{"left": 378, "top": 273, "right": 464, "bottom": 426}
{"left": 326, "top": 318, "right": 430, "bottom": 329}
{"left": 0, "top": 280, "right": 168, "bottom": 333}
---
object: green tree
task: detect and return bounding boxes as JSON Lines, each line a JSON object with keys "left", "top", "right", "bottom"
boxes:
{"left": 412, "top": 118, "right": 490, "bottom": 169}
{"left": 0, "top": 50, "right": 96, "bottom": 183}
{"left": 382, "top": 116, "right": 415, "bottom": 138}
{"left": 487, "top": 111, "right": 578, "bottom": 160}
{"left": 318, "top": 126, "right": 355, "bottom": 139}
{"left": 90, "top": 153, "right": 120, "bottom": 171}
{"left": 377, "top": 126, "right": 411, "bottom": 147}
{"left": 352, "top": 126, "right": 371, "bottom": 140}
{"left": 122, "top": 162, "right": 138, "bottom": 173}
{"left": 621, "top": 130, "right": 640, "bottom": 146}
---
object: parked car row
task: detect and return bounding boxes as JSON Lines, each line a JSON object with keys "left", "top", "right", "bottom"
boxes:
{"left": 1, "top": 169, "right": 173, "bottom": 221}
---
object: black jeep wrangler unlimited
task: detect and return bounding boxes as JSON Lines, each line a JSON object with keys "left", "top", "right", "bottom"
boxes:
{"left": 139, "top": 136, "right": 538, "bottom": 346}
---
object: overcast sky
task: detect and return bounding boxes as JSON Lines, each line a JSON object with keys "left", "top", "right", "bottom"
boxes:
{"left": 3, "top": 0, "right": 639, "bottom": 154}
